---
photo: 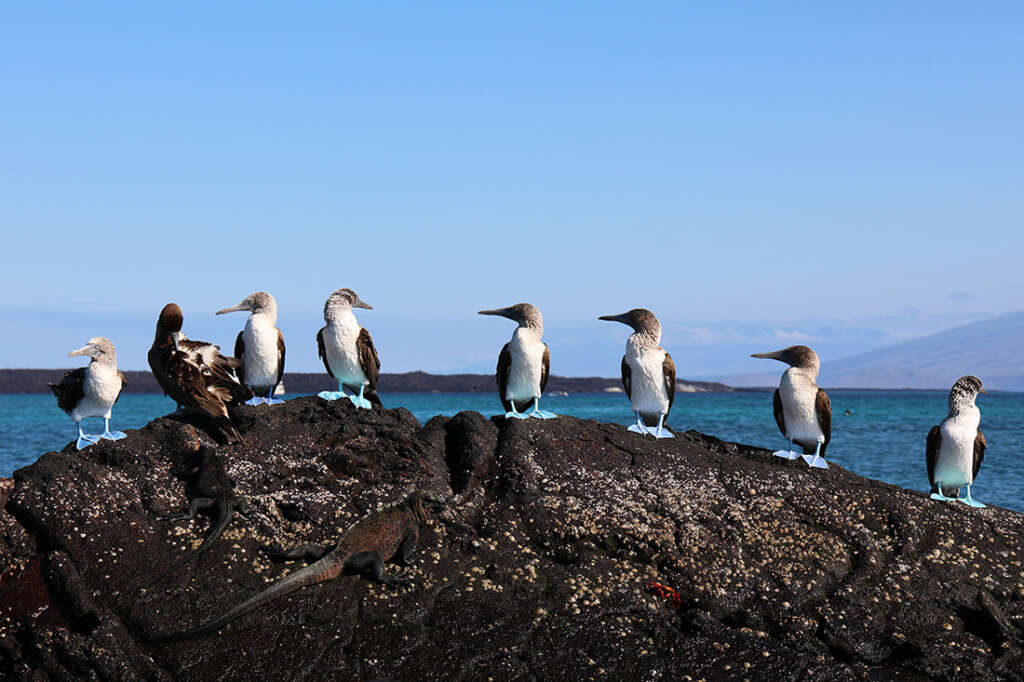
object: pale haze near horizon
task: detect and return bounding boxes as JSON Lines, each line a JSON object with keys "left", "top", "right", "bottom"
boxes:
{"left": 2, "top": 3, "right": 1022, "bottom": 377}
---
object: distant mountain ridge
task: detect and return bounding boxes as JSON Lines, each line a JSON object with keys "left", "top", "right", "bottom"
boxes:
{"left": 711, "top": 310, "right": 1024, "bottom": 390}
{"left": 817, "top": 310, "right": 1024, "bottom": 390}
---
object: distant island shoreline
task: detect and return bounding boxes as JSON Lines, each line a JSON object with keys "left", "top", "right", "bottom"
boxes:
{"left": 1, "top": 369, "right": 1002, "bottom": 394}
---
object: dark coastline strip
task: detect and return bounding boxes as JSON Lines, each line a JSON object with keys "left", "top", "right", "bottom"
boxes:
{"left": 0, "top": 369, "right": 744, "bottom": 395}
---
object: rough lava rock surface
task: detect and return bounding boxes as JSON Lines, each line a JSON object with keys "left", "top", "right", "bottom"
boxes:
{"left": 1, "top": 397, "right": 1023, "bottom": 681}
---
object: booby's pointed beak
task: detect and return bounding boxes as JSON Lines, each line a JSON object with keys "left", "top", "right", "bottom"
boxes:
{"left": 216, "top": 302, "right": 250, "bottom": 315}
{"left": 751, "top": 350, "right": 785, "bottom": 360}
{"left": 478, "top": 307, "right": 515, "bottom": 320}
{"left": 67, "top": 345, "right": 92, "bottom": 357}
{"left": 354, "top": 298, "right": 373, "bottom": 310}
{"left": 598, "top": 313, "right": 631, "bottom": 325}
{"left": 980, "top": 388, "right": 988, "bottom": 394}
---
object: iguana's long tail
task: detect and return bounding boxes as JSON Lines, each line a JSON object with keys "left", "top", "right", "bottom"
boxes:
{"left": 148, "top": 501, "right": 235, "bottom": 588}
{"left": 146, "top": 550, "right": 344, "bottom": 643}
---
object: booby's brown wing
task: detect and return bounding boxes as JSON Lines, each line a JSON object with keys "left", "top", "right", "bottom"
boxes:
{"left": 620, "top": 357, "right": 632, "bottom": 401}
{"left": 771, "top": 389, "right": 786, "bottom": 439}
{"left": 276, "top": 328, "right": 286, "bottom": 387}
{"left": 663, "top": 351, "right": 676, "bottom": 415}
{"left": 815, "top": 389, "right": 832, "bottom": 453}
{"left": 356, "top": 328, "right": 380, "bottom": 391}
{"left": 316, "top": 327, "right": 334, "bottom": 378}
{"left": 926, "top": 425, "right": 941, "bottom": 487}
{"left": 497, "top": 343, "right": 512, "bottom": 412}
{"left": 115, "top": 370, "right": 127, "bottom": 404}
{"left": 540, "top": 344, "right": 550, "bottom": 393}
{"left": 233, "top": 332, "right": 245, "bottom": 368}
{"left": 973, "top": 429, "right": 986, "bottom": 481}
{"left": 49, "top": 367, "right": 87, "bottom": 414}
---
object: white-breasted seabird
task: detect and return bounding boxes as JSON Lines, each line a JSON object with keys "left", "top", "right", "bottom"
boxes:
{"left": 216, "top": 291, "right": 286, "bottom": 406}
{"left": 478, "top": 303, "right": 555, "bottom": 419}
{"left": 49, "top": 337, "right": 128, "bottom": 450}
{"left": 315, "top": 288, "right": 382, "bottom": 408}
{"left": 926, "top": 375, "right": 987, "bottom": 508}
{"left": 148, "top": 303, "right": 251, "bottom": 443}
{"left": 751, "top": 345, "right": 832, "bottom": 468}
{"left": 599, "top": 308, "right": 676, "bottom": 438}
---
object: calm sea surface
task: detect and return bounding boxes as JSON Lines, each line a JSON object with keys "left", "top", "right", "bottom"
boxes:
{"left": 2, "top": 391, "right": 1022, "bottom": 513}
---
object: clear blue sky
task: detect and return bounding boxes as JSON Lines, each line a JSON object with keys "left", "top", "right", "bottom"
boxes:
{"left": 2, "top": 2, "right": 1022, "bottom": 375}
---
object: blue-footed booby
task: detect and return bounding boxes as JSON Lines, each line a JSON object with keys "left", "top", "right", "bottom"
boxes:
{"left": 751, "top": 345, "right": 831, "bottom": 468}
{"left": 148, "top": 303, "right": 251, "bottom": 443}
{"left": 599, "top": 309, "right": 676, "bottom": 438}
{"left": 316, "top": 288, "right": 382, "bottom": 409}
{"left": 216, "top": 291, "right": 286, "bottom": 406}
{"left": 479, "top": 303, "right": 555, "bottom": 420}
{"left": 927, "top": 375, "right": 987, "bottom": 508}
{"left": 49, "top": 337, "right": 128, "bottom": 450}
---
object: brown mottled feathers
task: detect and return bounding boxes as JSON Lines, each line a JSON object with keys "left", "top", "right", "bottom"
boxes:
{"left": 49, "top": 368, "right": 87, "bottom": 414}
{"left": 496, "top": 342, "right": 513, "bottom": 412}
{"left": 117, "top": 371, "right": 127, "bottom": 402}
{"left": 276, "top": 329, "right": 286, "bottom": 387}
{"left": 620, "top": 357, "right": 632, "bottom": 401}
{"left": 540, "top": 346, "right": 548, "bottom": 393}
{"left": 974, "top": 429, "right": 986, "bottom": 481}
{"left": 663, "top": 351, "right": 676, "bottom": 414}
{"left": 815, "top": 389, "right": 832, "bottom": 454}
{"left": 926, "top": 425, "right": 940, "bottom": 486}
{"left": 354, "top": 328, "right": 382, "bottom": 406}
{"left": 316, "top": 327, "right": 333, "bottom": 378}
{"left": 771, "top": 389, "right": 786, "bottom": 439}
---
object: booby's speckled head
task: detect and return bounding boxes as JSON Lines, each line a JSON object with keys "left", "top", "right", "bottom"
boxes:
{"left": 478, "top": 303, "right": 543, "bottom": 330}
{"left": 324, "top": 288, "right": 373, "bottom": 321}
{"left": 216, "top": 291, "right": 277, "bottom": 318}
{"left": 157, "top": 303, "right": 184, "bottom": 334}
{"left": 751, "top": 345, "right": 820, "bottom": 369}
{"left": 598, "top": 308, "right": 662, "bottom": 340}
{"left": 949, "top": 375, "right": 985, "bottom": 410}
{"left": 68, "top": 337, "right": 116, "bottom": 360}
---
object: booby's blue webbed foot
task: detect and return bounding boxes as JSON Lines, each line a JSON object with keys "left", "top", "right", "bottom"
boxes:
{"left": 959, "top": 485, "right": 986, "bottom": 508}
{"left": 317, "top": 390, "right": 345, "bottom": 401}
{"left": 645, "top": 425, "right": 674, "bottom": 439}
{"left": 348, "top": 394, "right": 373, "bottom": 409}
{"left": 100, "top": 430, "right": 127, "bottom": 441}
{"left": 265, "top": 397, "right": 285, "bottom": 405}
{"left": 505, "top": 411, "right": 531, "bottom": 420}
{"left": 627, "top": 424, "right": 647, "bottom": 434}
{"left": 526, "top": 399, "right": 556, "bottom": 419}
{"left": 929, "top": 492, "right": 953, "bottom": 502}
{"left": 773, "top": 450, "right": 800, "bottom": 460}
{"left": 75, "top": 426, "right": 98, "bottom": 450}
{"left": 803, "top": 454, "right": 829, "bottom": 469}
{"left": 245, "top": 397, "right": 268, "bottom": 406}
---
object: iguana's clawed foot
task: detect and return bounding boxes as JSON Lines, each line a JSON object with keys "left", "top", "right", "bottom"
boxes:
{"left": 382, "top": 574, "right": 413, "bottom": 587}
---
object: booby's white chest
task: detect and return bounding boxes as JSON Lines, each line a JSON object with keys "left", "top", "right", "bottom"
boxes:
{"left": 505, "top": 329, "right": 545, "bottom": 401}
{"left": 323, "top": 314, "right": 369, "bottom": 385}
{"left": 624, "top": 341, "right": 669, "bottom": 417}
{"left": 778, "top": 369, "right": 824, "bottom": 443}
{"left": 72, "top": 363, "right": 121, "bottom": 421}
{"left": 242, "top": 316, "right": 280, "bottom": 389}
{"left": 934, "top": 409, "right": 980, "bottom": 487}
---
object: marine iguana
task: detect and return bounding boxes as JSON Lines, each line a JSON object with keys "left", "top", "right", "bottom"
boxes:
{"left": 148, "top": 445, "right": 248, "bottom": 587}
{"left": 146, "top": 491, "right": 444, "bottom": 643}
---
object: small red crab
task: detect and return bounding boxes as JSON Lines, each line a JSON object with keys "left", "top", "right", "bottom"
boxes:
{"left": 645, "top": 580, "right": 683, "bottom": 612}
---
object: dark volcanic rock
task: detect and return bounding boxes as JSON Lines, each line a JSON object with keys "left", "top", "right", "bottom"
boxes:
{"left": 1, "top": 398, "right": 1023, "bottom": 681}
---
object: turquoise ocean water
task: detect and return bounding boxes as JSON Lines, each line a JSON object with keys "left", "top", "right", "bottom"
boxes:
{"left": 2, "top": 391, "right": 1021, "bottom": 513}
